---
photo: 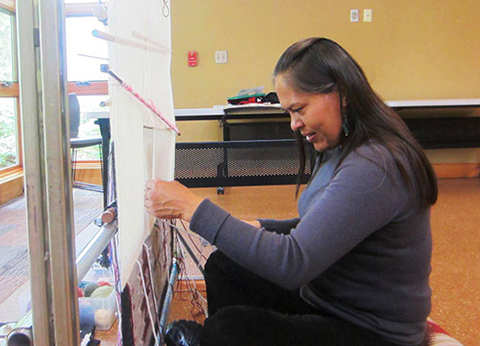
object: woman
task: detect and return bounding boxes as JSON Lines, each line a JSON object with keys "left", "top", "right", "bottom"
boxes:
{"left": 145, "top": 38, "right": 436, "bottom": 346}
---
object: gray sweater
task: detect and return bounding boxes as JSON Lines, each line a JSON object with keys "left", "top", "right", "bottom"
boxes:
{"left": 190, "top": 142, "right": 432, "bottom": 345}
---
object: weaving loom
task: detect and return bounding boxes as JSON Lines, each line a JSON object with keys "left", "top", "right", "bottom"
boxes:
{"left": 104, "top": 1, "right": 179, "bottom": 344}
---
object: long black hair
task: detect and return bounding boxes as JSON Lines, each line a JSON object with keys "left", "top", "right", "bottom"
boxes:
{"left": 274, "top": 38, "right": 437, "bottom": 208}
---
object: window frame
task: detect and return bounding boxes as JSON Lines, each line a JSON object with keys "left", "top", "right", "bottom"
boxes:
{"left": 0, "top": 1, "right": 14, "bottom": 12}
{"left": 0, "top": 6, "right": 21, "bottom": 176}
{"left": 65, "top": 3, "right": 109, "bottom": 165}
{"left": 0, "top": 2, "right": 109, "bottom": 179}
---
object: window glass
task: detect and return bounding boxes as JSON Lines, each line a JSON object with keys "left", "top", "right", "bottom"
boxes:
{"left": 75, "top": 95, "right": 109, "bottom": 160}
{"left": 66, "top": 16, "right": 108, "bottom": 82}
{"left": 0, "top": 98, "right": 18, "bottom": 170}
{"left": 0, "top": 9, "right": 14, "bottom": 82}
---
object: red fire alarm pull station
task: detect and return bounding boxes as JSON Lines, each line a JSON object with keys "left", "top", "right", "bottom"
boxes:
{"left": 188, "top": 51, "right": 198, "bottom": 67}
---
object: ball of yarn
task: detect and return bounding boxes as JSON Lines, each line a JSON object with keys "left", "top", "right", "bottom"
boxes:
{"left": 90, "top": 285, "right": 113, "bottom": 299}
{"left": 94, "top": 308, "right": 114, "bottom": 329}
{"left": 78, "top": 281, "right": 89, "bottom": 290}
{"left": 83, "top": 282, "right": 99, "bottom": 297}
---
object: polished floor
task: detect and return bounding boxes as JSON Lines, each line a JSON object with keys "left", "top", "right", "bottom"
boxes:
{"left": 0, "top": 179, "right": 478, "bottom": 345}
{"left": 170, "top": 179, "right": 479, "bottom": 345}
{"left": 0, "top": 188, "right": 103, "bottom": 322}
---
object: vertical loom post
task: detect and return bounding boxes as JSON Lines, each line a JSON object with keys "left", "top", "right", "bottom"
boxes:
{"left": 17, "top": 0, "right": 81, "bottom": 344}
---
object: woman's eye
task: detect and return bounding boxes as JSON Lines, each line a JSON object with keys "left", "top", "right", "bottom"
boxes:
{"left": 293, "top": 107, "right": 304, "bottom": 114}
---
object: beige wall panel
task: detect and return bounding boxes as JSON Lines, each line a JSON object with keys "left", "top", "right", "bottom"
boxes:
{"left": 171, "top": 0, "right": 480, "bottom": 108}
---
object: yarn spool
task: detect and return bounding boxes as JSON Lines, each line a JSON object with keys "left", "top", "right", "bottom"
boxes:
{"left": 83, "top": 282, "right": 99, "bottom": 297}
{"left": 90, "top": 285, "right": 113, "bottom": 299}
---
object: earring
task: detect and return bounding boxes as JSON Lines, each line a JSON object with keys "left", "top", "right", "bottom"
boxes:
{"left": 342, "top": 118, "right": 350, "bottom": 137}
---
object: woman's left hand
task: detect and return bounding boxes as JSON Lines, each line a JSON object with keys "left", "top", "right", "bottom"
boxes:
{"left": 144, "top": 180, "right": 203, "bottom": 222}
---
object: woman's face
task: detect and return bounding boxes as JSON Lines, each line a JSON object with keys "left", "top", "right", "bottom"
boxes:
{"left": 275, "top": 74, "right": 343, "bottom": 152}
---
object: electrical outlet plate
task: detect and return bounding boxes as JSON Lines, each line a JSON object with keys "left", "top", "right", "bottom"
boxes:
{"left": 364, "top": 9, "right": 372, "bottom": 22}
{"left": 215, "top": 51, "right": 228, "bottom": 64}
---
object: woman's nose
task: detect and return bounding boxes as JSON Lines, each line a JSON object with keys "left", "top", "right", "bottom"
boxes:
{"left": 290, "top": 114, "right": 303, "bottom": 131}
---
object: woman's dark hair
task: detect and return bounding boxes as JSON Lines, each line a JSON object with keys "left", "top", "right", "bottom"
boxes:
{"left": 274, "top": 37, "right": 437, "bottom": 208}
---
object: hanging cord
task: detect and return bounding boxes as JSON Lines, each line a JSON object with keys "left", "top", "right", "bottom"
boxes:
{"left": 143, "top": 243, "right": 160, "bottom": 317}
{"left": 174, "top": 232, "right": 209, "bottom": 320}
{"left": 153, "top": 219, "right": 210, "bottom": 320}
{"left": 180, "top": 219, "right": 209, "bottom": 261}
{"left": 162, "top": 0, "right": 170, "bottom": 17}
{"left": 158, "top": 218, "right": 209, "bottom": 249}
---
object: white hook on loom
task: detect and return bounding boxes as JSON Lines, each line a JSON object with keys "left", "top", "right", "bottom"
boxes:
{"left": 92, "top": 3, "right": 108, "bottom": 24}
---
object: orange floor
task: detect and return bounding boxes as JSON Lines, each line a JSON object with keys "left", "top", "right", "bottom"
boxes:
{"left": 169, "top": 179, "right": 479, "bottom": 345}
{"left": 1, "top": 179, "right": 477, "bottom": 344}
{"left": 0, "top": 188, "right": 103, "bottom": 321}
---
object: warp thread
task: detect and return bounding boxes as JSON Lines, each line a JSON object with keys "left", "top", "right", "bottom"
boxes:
{"left": 136, "top": 260, "right": 161, "bottom": 346}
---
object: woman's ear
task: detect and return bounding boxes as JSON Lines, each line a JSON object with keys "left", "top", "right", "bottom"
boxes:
{"left": 334, "top": 85, "right": 347, "bottom": 108}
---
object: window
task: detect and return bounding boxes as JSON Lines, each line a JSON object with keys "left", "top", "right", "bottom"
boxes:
{"left": 0, "top": 1, "right": 110, "bottom": 327}
{"left": 0, "top": 2, "right": 111, "bottom": 172}
{"left": 0, "top": 9, "right": 14, "bottom": 81}
{"left": 65, "top": 3, "right": 109, "bottom": 161}
{"left": 0, "top": 7, "right": 19, "bottom": 172}
{"left": 75, "top": 95, "right": 110, "bottom": 160}
{"left": 66, "top": 16, "right": 108, "bottom": 82}
{"left": 0, "top": 97, "right": 18, "bottom": 169}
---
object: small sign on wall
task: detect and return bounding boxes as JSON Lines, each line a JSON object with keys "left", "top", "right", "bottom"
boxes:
{"left": 188, "top": 51, "right": 198, "bottom": 67}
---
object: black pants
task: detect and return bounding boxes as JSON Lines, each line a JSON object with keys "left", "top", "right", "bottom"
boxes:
{"left": 201, "top": 251, "right": 430, "bottom": 346}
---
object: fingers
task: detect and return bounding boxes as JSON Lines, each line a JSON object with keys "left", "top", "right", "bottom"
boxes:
{"left": 143, "top": 179, "right": 180, "bottom": 219}
{"left": 145, "top": 179, "right": 156, "bottom": 190}
{"left": 144, "top": 200, "right": 180, "bottom": 220}
{"left": 144, "top": 180, "right": 158, "bottom": 215}
{"left": 143, "top": 179, "right": 200, "bottom": 221}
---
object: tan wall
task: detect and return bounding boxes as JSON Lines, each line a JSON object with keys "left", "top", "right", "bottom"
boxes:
{"left": 171, "top": 0, "right": 480, "bottom": 108}
{"left": 171, "top": 0, "right": 480, "bottom": 164}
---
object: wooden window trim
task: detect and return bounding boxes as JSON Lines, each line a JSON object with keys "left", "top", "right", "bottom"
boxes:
{"left": 0, "top": 0, "right": 14, "bottom": 12}
{"left": 68, "top": 81, "right": 108, "bottom": 95}
{"left": 1, "top": 3, "right": 110, "bottom": 181}
{"left": 0, "top": 165, "right": 22, "bottom": 179}
{"left": 0, "top": 82, "right": 19, "bottom": 97}
{"left": 0, "top": 169, "right": 23, "bottom": 205}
